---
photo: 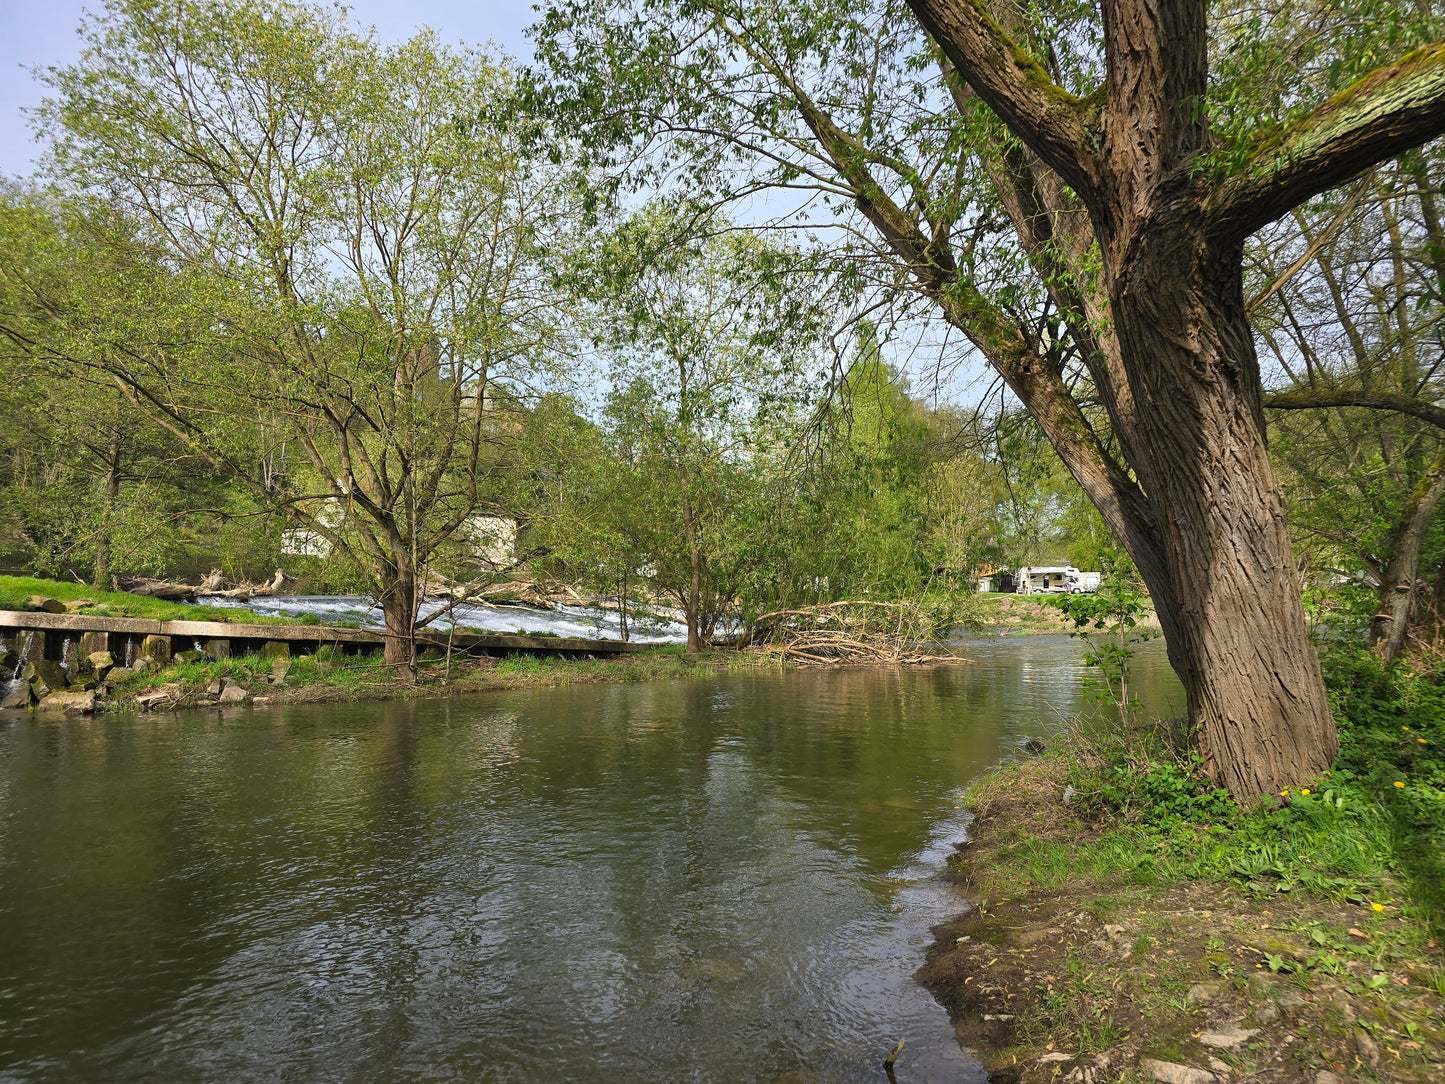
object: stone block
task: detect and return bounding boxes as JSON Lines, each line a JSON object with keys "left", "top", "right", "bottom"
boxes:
{"left": 26, "top": 595, "right": 66, "bottom": 614}
{"left": 140, "top": 634, "right": 171, "bottom": 664}
{"left": 174, "top": 650, "right": 204, "bottom": 664}
{"left": 204, "top": 638, "right": 231, "bottom": 661}
{"left": 25, "top": 659, "right": 69, "bottom": 692}
{"left": 1140, "top": 1059, "right": 1217, "bottom": 1084}
{"left": 218, "top": 682, "right": 249, "bottom": 704}
{"left": 12, "top": 630, "right": 43, "bottom": 664}
{"left": 1, "top": 682, "right": 32, "bottom": 710}
{"left": 260, "top": 641, "right": 290, "bottom": 660}
{"left": 77, "top": 631, "right": 110, "bottom": 659}
{"left": 37, "top": 689, "right": 97, "bottom": 714}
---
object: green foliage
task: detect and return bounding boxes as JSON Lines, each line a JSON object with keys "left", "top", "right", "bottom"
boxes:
{"left": 1319, "top": 646, "right": 1445, "bottom": 919}
{"left": 1051, "top": 553, "right": 1158, "bottom": 720}
{"left": 1050, "top": 643, "right": 1443, "bottom": 930}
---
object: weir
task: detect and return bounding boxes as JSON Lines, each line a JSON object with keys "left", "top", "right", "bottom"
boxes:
{"left": 0, "top": 609, "right": 648, "bottom": 663}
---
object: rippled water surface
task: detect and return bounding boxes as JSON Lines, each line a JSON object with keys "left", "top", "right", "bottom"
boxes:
{"left": 0, "top": 636, "right": 1181, "bottom": 1082}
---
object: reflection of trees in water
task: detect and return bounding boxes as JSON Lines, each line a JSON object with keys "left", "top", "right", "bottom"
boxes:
{"left": 0, "top": 645, "right": 1185, "bottom": 1076}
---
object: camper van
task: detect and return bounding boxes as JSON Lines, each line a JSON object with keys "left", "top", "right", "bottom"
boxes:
{"left": 1015, "top": 566, "right": 1073, "bottom": 594}
{"left": 1015, "top": 566, "right": 1101, "bottom": 595}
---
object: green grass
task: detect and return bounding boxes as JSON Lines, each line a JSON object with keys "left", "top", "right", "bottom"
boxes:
{"left": 965, "top": 642, "right": 1443, "bottom": 936}
{"left": 114, "top": 643, "right": 788, "bottom": 706}
{"left": 479, "top": 646, "right": 782, "bottom": 687}
{"left": 0, "top": 574, "right": 301, "bottom": 625}
{"left": 123, "top": 648, "right": 390, "bottom": 696}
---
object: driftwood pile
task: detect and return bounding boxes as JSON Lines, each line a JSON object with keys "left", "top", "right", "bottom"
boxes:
{"left": 741, "top": 600, "right": 958, "bottom": 666}
{"left": 114, "top": 568, "right": 286, "bottom": 603}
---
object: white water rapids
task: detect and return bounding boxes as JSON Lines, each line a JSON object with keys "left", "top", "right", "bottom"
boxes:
{"left": 192, "top": 594, "right": 692, "bottom": 643}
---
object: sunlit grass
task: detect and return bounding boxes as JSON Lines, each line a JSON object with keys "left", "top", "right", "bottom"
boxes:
{"left": 0, "top": 574, "right": 291, "bottom": 624}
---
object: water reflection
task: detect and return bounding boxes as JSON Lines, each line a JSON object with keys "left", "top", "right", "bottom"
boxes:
{"left": 0, "top": 636, "right": 1180, "bottom": 1082}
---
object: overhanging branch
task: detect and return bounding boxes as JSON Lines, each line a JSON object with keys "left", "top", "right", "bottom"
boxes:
{"left": 1209, "top": 42, "right": 1445, "bottom": 241}
{"left": 905, "top": 0, "right": 1101, "bottom": 199}
{"left": 1264, "top": 388, "right": 1445, "bottom": 430}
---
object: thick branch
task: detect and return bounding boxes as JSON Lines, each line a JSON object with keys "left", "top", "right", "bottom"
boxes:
{"left": 1264, "top": 388, "right": 1445, "bottom": 430}
{"left": 1209, "top": 42, "right": 1445, "bottom": 241}
{"left": 905, "top": 0, "right": 1101, "bottom": 198}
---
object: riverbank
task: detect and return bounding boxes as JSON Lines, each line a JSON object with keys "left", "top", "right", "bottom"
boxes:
{"left": 974, "top": 594, "right": 1162, "bottom": 635}
{"left": 918, "top": 651, "right": 1444, "bottom": 1084}
{"left": 82, "top": 643, "right": 796, "bottom": 712}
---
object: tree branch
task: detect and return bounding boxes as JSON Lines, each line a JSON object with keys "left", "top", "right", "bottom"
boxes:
{"left": 1209, "top": 42, "right": 1445, "bottom": 241}
{"left": 905, "top": 0, "right": 1101, "bottom": 198}
{"left": 1264, "top": 388, "right": 1445, "bottom": 430}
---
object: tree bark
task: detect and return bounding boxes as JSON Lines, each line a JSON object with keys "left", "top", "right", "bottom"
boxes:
{"left": 1368, "top": 452, "right": 1445, "bottom": 661}
{"left": 1103, "top": 218, "right": 1338, "bottom": 796}
{"left": 379, "top": 565, "right": 418, "bottom": 678}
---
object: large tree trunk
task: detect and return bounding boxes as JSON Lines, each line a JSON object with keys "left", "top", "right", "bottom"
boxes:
{"left": 1105, "top": 219, "right": 1338, "bottom": 796}
{"left": 379, "top": 565, "right": 418, "bottom": 678}
{"left": 1368, "top": 452, "right": 1445, "bottom": 661}
{"left": 893, "top": 0, "right": 1445, "bottom": 795}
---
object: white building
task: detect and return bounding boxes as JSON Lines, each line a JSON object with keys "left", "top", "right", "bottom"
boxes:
{"left": 465, "top": 515, "right": 517, "bottom": 568}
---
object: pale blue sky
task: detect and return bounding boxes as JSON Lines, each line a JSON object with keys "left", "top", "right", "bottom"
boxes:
{"left": 0, "top": 0, "right": 540, "bottom": 177}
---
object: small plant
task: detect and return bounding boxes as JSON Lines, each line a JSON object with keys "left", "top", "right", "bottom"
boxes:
{"left": 1052, "top": 551, "right": 1157, "bottom": 728}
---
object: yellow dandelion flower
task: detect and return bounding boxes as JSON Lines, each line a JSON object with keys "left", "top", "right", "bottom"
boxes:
{"left": 1280, "top": 789, "right": 1290, "bottom": 796}
{"left": 1372, "top": 903, "right": 1385, "bottom": 912}
{"left": 1301, "top": 788, "right": 1311, "bottom": 795}
{"left": 1403, "top": 726, "right": 1411, "bottom": 731}
{"left": 1394, "top": 781, "right": 1406, "bottom": 788}
{"left": 1420, "top": 738, "right": 1428, "bottom": 744}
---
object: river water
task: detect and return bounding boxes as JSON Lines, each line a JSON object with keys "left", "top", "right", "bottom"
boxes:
{"left": 0, "top": 636, "right": 1181, "bottom": 1082}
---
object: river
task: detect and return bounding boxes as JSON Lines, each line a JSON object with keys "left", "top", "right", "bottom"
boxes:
{"left": 0, "top": 635, "right": 1182, "bottom": 1082}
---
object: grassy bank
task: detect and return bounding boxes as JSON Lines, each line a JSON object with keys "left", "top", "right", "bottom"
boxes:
{"left": 102, "top": 642, "right": 792, "bottom": 711}
{"left": 973, "top": 594, "right": 1162, "bottom": 635}
{"left": 919, "top": 646, "right": 1443, "bottom": 1084}
{"left": 0, "top": 574, "right": 288, "bottom": 624}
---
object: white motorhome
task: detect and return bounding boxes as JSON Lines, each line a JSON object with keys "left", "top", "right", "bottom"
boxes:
{"left": 1015, "top": 566, "right": 1073, "bottom": 594}
{"left": 1015, "top": 566, "right": 1101, "bottom": 594}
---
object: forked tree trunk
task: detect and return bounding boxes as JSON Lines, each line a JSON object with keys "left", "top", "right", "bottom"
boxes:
{"left": 379, "top": 566, "right": 418, "bottom": 678}
{"left": 894, "top": 0, "right": 1445, "bottom": 796}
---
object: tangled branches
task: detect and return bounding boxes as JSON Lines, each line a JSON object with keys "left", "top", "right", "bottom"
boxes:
{"left": 741, "top": 600, "right": 963, "bottom": 666}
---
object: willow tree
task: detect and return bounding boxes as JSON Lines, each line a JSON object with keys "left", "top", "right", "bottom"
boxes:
{"left": 31, "top": 0, "right": 571, "bottom": 672}
{"left": 534, "top": 0, "right": 1445, "bottom": 795}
